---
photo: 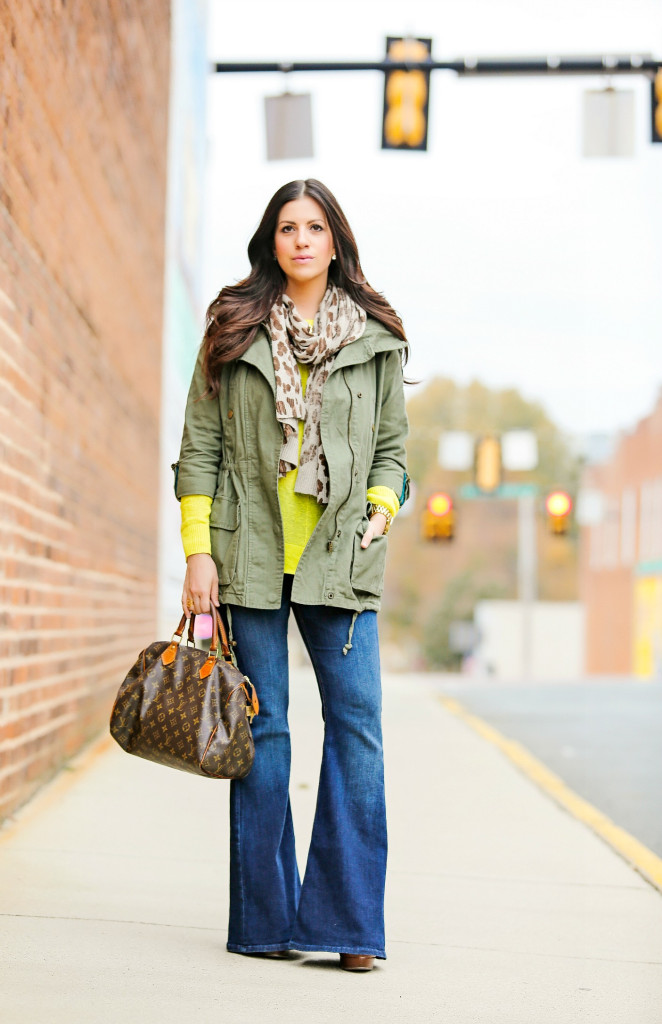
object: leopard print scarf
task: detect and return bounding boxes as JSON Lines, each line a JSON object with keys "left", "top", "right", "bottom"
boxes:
{"left": 268, "top": 284, "right": 366, "bottom": 503}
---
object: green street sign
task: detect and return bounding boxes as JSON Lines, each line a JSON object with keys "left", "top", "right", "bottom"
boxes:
{"left": 460, "top": 483, "right": 539, "bottom": 500}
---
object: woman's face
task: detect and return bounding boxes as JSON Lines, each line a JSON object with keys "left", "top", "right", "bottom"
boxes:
{"left": 273, "top": 196, "right": 335, "bottom": 290}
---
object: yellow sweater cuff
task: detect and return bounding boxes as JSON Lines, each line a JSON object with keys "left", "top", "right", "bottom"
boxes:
{"left": 366, "top": 486, "right": 400, "bottom": 520}
{"left": 181, "top": 494, "right": 212, "bottom": 557}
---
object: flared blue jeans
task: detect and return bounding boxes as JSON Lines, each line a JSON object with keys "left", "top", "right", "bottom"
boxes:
{"left": 226, "top": 574, "right": 387, "bottom": 958}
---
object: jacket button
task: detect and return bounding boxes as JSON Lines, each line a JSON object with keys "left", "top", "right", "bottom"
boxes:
{"left": 357, "top": 392, "right": 362, "bottom": 398}
{"left": 336, "top": 530, "right": 341, "bottom": 538}
{"left": 228, "top": 410, "right": 234, "bottom": 418}
{"left": 327, "top": 592, "right": 334, "bottom": 599}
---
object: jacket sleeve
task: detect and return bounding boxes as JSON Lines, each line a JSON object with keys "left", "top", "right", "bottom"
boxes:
{"left": 172, "top": 349, "right": 222, "bottom": 500}
{"left": 367, "top": 349, "right": 410, "bottom": 506}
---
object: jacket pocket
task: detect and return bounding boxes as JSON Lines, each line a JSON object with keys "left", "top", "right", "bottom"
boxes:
{"left": 350, "top": 519, "right": 388, "bottom": 597}
{"left": 210, "top": 495, "right": 241, "bottom": 586}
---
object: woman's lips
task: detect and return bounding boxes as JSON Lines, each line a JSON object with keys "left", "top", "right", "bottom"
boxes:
{"left": 293, "top": 255, "right": 313, "bottom": 262}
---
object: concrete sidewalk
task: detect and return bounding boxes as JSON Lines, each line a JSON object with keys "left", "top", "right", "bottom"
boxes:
{"left": 1, "top": 669, "right": 661, "bottom": 1024}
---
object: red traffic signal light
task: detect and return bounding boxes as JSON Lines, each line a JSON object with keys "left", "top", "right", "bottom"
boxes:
{"left": 545, "top": 490, "right": 572, "bottom": 534}
{"left": 422, "top": 492, "right": 454, "bottom": 541}
{"left": 427, "top": 492, "right": 453, "bottom": 517}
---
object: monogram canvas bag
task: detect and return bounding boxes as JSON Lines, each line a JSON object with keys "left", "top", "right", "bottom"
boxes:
{"left": 110, "top": 608, "right": 259, "bottom": 779}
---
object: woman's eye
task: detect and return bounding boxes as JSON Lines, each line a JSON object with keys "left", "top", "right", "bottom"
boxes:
{"left": 311, "top": 223, "right": 324, "bottom": 231}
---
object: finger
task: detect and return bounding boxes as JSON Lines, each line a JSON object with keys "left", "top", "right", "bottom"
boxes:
{"left": 189, "top": 588, "right": 208, "bottom": 614}
{"left": 361, "top": 525, "right": 373, "bottom": 549}
{"left": 211, "top": 579, "right": 219, "bottom": 607}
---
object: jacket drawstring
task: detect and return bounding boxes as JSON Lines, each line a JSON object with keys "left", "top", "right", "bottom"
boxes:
{"left": 342, "top": 611, "right": 358, "bottom": 656}
{"left": 224, "top": 605, "right": 238, "bottom": 668}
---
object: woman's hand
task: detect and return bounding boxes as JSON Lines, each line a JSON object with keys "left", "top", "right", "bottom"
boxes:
{"left": 182, "top": 553, "right": 219, "bottom": 618}
{"left": 361, "top": 512, "right": 387, "bottom": 549}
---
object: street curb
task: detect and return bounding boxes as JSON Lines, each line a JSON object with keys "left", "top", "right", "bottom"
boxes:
{"left": 439, "top": 695, "right": 662, "bottom": 895}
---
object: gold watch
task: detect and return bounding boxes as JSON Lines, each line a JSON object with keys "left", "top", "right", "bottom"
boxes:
{"left": 367, "top": 502, "right": 393, "bottom": 534}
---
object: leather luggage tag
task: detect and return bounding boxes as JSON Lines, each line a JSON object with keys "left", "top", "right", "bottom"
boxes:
{"left": 242, "top": 678, "right": 260, "bottom": 717}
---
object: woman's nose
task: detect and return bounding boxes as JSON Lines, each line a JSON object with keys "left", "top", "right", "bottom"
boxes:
{"left": 295, "top": 227, "right": 308, "bottom": 246}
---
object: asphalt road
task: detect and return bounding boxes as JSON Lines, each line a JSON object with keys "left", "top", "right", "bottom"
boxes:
{"left": 435, "top": 678, "right": 662, "bottom": 858}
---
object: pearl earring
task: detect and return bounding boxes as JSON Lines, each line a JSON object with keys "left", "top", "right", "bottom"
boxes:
{"left": 331, "top": 254, "right": 337, "bottom": 260}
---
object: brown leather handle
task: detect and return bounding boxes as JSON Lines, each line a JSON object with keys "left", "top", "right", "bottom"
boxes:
{"left": 211, "top": 607, "right": 233, "bottom": 661}
{"left": 173, "top": 608, "right": 232, "bottom": 661}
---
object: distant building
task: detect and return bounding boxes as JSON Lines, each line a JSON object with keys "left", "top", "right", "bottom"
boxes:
{"left": 579, "top": 390, "right": 662, "bottom": 678}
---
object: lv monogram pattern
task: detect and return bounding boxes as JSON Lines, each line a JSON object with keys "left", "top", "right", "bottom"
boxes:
{"left": 110, "top": 641, "right": 256, "bottom": 779}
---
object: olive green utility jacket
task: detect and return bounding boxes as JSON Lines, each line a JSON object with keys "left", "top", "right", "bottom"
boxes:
{"left": 173, "top": 317, "right": 410, "bottom": 612}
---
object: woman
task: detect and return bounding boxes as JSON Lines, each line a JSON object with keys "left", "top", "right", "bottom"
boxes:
{"left": 174, "top": 179, "right": 409, "bottom": 972}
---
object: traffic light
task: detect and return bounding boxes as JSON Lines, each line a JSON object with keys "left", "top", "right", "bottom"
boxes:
{"left": 382, "top": 37, "right": 432, "bottom": 151}
{"left": 652, "top": 68, "right": 662, "bottom": 143}
{"left": 474, "top": 436, "right": 502, "bottom": 494}
{"left": 421, "top": 492, "right": 454, "bottom": 541}
{"left": 545, "top": 490, "right": 572, "bottom": 534}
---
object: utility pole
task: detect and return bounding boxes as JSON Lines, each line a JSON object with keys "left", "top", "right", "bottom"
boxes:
{"left": 517, "top": 494, "right": 538, "bottom": 681}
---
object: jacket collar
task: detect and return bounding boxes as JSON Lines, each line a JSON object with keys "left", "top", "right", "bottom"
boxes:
{"left": 238, "top": 318, "right": 405, "bottom": 392}
{"left": 329, "top": 319, "right": 405, "bottom": 375}
{"left": 237, "top": 328, "right": 276, "bottom": 392}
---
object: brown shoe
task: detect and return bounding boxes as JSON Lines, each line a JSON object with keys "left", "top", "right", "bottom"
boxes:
{"left": 339, "top": 954, "right": 375, "bottom": 972}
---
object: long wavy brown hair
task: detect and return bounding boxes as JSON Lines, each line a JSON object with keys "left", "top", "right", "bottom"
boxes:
{"left": 201, "top": 179, "right": 408, "bottom": 395}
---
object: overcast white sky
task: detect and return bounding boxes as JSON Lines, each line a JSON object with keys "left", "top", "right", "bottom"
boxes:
{"left": 204, "top": 0, "right": 662, "bottom": 437}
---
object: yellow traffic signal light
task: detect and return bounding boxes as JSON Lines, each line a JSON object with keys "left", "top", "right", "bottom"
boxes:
{"left": 421, "top": 492, "right": 454, "bottom": 541}
{"left": 382, "top": 37, "right": 432, "bottom": 151}
{"left": 474, "top": 436, "right": 501, "bottom": 494}
{"left": 545, "top": 490, "right": 572, "bottom": 534}
{"left": 652, "top": 68, "right": 662, "bottom": 144}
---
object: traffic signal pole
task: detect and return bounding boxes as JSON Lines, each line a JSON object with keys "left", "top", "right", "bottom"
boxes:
{"left": 213, "top": 53, "right": 662, "bottom": 153}
{"left": 212, "top": 55, "right": 660, "bottom": 78}
{"left": 517, "top": 494, "right": 538, "bottom": 682}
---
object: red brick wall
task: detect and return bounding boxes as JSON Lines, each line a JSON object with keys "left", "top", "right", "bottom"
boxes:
{"left": 0, "top": 2, "right": 170, "bottom": 820}
{"left": 580, "top": 394, "right": 662, "bottom": 674}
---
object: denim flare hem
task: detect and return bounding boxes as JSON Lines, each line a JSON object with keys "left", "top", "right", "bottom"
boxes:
{"left": 227, "top": 941, "right": 293, "bottom": 954}
{"left": 227, "top": 940, "right": 386, "bottom": 960}
{"left": 289, "top": 941, "right": 386, "bottom": 959}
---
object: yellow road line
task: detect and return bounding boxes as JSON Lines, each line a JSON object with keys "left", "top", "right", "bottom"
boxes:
{"left": 439, "top": 695, "right": 662, "bottom": 894}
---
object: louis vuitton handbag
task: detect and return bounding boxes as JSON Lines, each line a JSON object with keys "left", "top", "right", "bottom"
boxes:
{"left": 110, "top": 607, "right": 259, "bottom": 779}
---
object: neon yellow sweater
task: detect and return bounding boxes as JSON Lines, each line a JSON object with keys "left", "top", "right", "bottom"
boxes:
{"left": 181, "top": 362, "right": 400, "bottom": 571}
